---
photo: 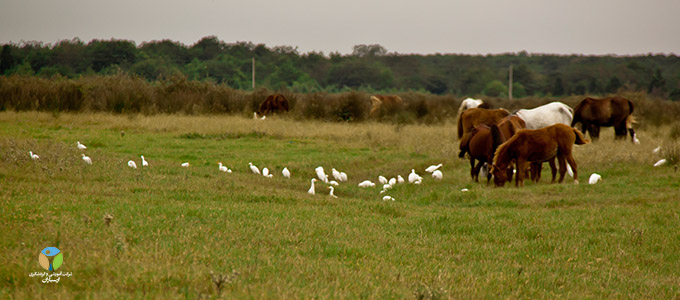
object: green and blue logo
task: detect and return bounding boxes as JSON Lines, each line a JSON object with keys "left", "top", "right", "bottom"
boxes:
{"left": 39, "top": 247, "right": 63, "bottom": 271}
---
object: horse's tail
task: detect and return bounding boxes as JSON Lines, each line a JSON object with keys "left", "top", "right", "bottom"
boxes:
{"left": 457, "top": 112, "right": 464, "bottom": 139}
{"left": 490, "top": 124, "right": 503, "bottom": 155}
{"left": 625, "top": 100, "right": 636, "bottom": 129}
{"left": 573, "top": 128, "right": 590, "bottom": 145}
{"left": 458, "top": 127, "right": 474, "bottom": 158}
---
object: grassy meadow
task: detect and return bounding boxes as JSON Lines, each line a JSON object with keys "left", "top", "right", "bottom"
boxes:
{"left": 2, "top": 111, "right": 680, "bottom": 299}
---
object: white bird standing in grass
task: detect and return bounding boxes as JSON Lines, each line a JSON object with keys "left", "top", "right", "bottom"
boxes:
{"left": 382, "top": 195, "right": 395, "bottom": 201}
{"left": 389, "top": 178, "right": 396, "bottom": 186}
{"left": 383, "top": 183, "right": 392, "bottom": 190}
{"left": 331, "top": 168, "right": 342, "bottom": 181}
{"left": 181, "top": 162, "right": 190, "bottom": 168}
{"left": 128, "top": 160, "right": 137, "bottom": 169}
{"left": 81, "top": 154, "right": 92, "bottom": 165}
{"left": 329, "top": 180, "right": 339, "bottom": 186}
{"left": 77, "top": 141, "right": 87, "bottom": 150}
{"left": 282, "top": 167, "right": 291, "bottom": 178}
{"left": 308, "top": 178, "right": 317, "bottom": 195}
{"left": 654, "top": 159, "right": 667, "bottom": 167}
{"left": 327, "top": 186, "right": 338, "bottom": 198}
{"left": 29, "top": 151, "right": 39, "bottom": 160}
{"left": 141, "top": 155, "right": 149, "bottom": 167}
{"left": 315, "top": 166, "right": 328, "bottom": 183}
{"left": 397, "top": 175, "right": 405, "bottom": 184}
{"left": 262, "top": 167, "right": 270, "bottom": 177}
{"left": 249, "top": 162, "right": 260, "bottom": 174}
{"left": 408, "top": 169, "right": 422, "bottom": 183}
{"left": 378, "top": 175, "right": 388, "bottom": 185}
{"left": 339, "top": 172, "right": 348, "bottom": 182}
{"left": 358, "top": 180, "right": 375, "bottom": 188}
{"left": 432, "top": 170, "right": 443, "bottom": 180}
{"left": 425, "top": 164, "right": 442, "bottom": 173}
{"left": 218, "top": 162, "right": 228, "bottom": 172}
{"left": 588, "top": 173, "right": 602, "bottom": 185}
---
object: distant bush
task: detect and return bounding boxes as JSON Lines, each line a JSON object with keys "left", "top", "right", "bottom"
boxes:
{"left": 2, "top": 75, "right": 680, "bottom": 125}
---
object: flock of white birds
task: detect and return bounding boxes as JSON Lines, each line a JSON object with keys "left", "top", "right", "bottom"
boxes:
{"left": 27, "top": 140, "right": 669, "bottom": 198}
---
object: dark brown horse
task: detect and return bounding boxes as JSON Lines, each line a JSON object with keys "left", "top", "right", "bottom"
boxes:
{"left": 490, "top": 124, "right": 589, "bottom": 187}
{"left": 571, "top": 97, "right": 637, "bottom": 143}
{"left": 258, "top": 94, "right": 290, "bottom": 116}
{"left": 369, "top": 95, "right": 404, "bottom": 118}
{"left": 459, "top": 115, "right": 525, "bottom": 182}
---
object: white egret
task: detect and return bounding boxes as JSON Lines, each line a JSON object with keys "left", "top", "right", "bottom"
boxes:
{"left": 308, "top": 178, "right": 317, "bottom": 195}
{"left": 588, "top": 173, "right": 602, "bottom": 185}
{"left": 249, "top": 162, "right": 260, "bottom": 174}
{"left": 181, "top": 162, "right": 190, "bottom": 168}
{"left": 315, "top": 166, "right": 328, "bottom": 183}
{"left": 425, "top": 164, "right": 442, "bottom": 173}
{"left": 461, "top": 188, "right": 469, "bottom": 192}
{"left": 128, "top": 160, "right": 137, "bottom": 169}
{"left": 77, "top": 141, "right": 87, "bottom": 150}
{"left": 414, "top": 179, "right": 422, "bottom": 185}
{"left": 282, "top": 167, "right": 291, "bottom": 178}
{"left": 331, "top": 168, "right": 342, "bottom": 181}
{"left": 81, "top": 154, "right": 92, "bottom": 165}
{"left": 382, "top": 196, "right": 395, "bottom": 201}
{"left": 397, "top": 175, "right": 405, "bottom": 184}
{"left": 383, "top": 183, "right": 392, "bottom": 190}
{"left": 329, "top": 180, "right": 339, "bottom": 186}
{"left": 358, "top": 180, "right": 375, "bottom": 188}
{"left": 262, "top": 167, "right": 270, "bottom": 177}
{"left": 408, "top": 169, "right": 421, "bottom": 183}
{"left": 29, "top": 151, "right": 39, "bottom": 160}
{"left": 389, "top": 178, "right": 396, "bottom": 186}
{"left": 654, "top": 159, "right": 667, "bottom": 167}
{"left": 378, "top": 176, "right": 388, "bottom": 185}
{"left": 633, "top": 134, "right": 640, "bottom": 145}
{"left": 432, "top": 170, "right": 443, "bottom": 180}
{"left": 480, "top": 163, "right": 489, "bottom": 178}
{"left": 218, "top": 162, "right": 228, "bottom": 172}
{"left": 327, "top": 186, "right": 338, "bottom": 198}
{"left": 339, "top": 172, "right": 348, "bottom": 182}
{"left": 141, "top": 155, "right": 149, "bottom": 167}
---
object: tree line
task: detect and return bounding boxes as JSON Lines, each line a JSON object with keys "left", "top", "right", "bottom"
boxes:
{"left": 1, "top": 36, "right": 679, "bottom": 100}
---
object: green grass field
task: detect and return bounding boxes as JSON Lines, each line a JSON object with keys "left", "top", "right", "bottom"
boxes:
{"left": 2, "top": 111, "right": 679, "bottom": 299}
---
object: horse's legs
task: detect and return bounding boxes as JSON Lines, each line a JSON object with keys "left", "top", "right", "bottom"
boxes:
{"left": 614, "top": 121, "right": 627, "bottom": 139}
{"left": 565, "top": 154, "right": 578, "bottom": 184}
{"left": 470, "top": 158, "right": 478, "bottom": 181}
{"left": 515, "top": 160, "right": 526, "bottom": 187}
{"left": 530, "top": 162, "right": 541, "bottom": 182}
{"left": 557, "top": 154, "right": 567, "bottom": 183}
{"left": 548, "top": 157, "right": 557, "bottom": 183}
{"left": 592, "top": 126, "right": 600, "bottom": 140}
{"left": 629, "top": 128, "right": 637, "bottom": 143}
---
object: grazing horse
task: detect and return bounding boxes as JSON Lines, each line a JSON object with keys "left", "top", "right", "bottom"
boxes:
{"left": 571, "top": 97, "right": 637, "bottom": 143}
{"left": 369, "top": 95, "right": 404, "bottom": 118}
{"left": 459, "top": 115, "right": 525, "bottom": 183}
{"left": 456, "top": 98, "right": 490, "bottom": 119}
{"left": 514, "top": 102, "right": 573, "bottom": 130}
{"left": 457, "top": 108, "right": 510, "bottom": 142}
{"left": 490, "top": 124, "right": 589, "bottom": 187}
{"left": 258, "top": 94, "right": 290, "bottom": 116}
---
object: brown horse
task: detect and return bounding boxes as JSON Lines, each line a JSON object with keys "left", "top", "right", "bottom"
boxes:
{"left": 459, "top": 115, "right": 525, "bottom": 182}
{"left": 258, "top": 94, "right": 290, "bottom": 116}
{"left": 369, "top": 95, "right": 404, "bottom": 118}
{"left": 571, "top": 96, "right": 636, "bottom": 143}
{"left": 457, "top": 107, "right": 510, "bottom": 144}
{"left": 490, "top": 124, "right": 589, "bottom": 187}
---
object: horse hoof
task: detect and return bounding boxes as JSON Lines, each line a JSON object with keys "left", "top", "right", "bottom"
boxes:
{"left": 574, "top": 180, "right": 579, "bottom": 185}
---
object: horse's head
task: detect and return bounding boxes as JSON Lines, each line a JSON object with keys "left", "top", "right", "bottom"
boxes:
{"left": 490, "top": 163, "right": 512, "bottom": 187}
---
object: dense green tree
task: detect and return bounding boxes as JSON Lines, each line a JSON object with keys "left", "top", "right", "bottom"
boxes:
{"left": 0, "top": 45, "right": 17, "bottom": 74}
{"left": 87, "top": 39, "right": 136, "bottom": 72}
{"left": 606, "top": 76, "right": 622, "bottom": 93}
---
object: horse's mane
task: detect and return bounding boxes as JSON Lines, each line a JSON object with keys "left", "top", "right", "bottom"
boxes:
{"left": 492, "top": 131, "right": 521, "bottom": 167}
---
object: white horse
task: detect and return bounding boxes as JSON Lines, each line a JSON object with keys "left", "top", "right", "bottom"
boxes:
{"left": 457, "top": 98, "right": 485, "bottom": 119}
{"left": 514, "top": 102, "right": 573, "bottom": 130}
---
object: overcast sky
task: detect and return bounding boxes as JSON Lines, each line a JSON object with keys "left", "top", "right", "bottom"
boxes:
{"left": 1, "top": 0, "right": 678, "bottom": 56}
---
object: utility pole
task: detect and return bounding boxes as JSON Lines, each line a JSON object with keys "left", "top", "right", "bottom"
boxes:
{"left": 252, "top": 58, "right": 256, "bottom": 89}
{"left": 508, "top": 64, "right": 513, "bottom": 100}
